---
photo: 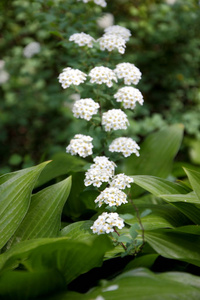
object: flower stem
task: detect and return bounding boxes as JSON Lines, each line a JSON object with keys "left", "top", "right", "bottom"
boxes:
{"left": 114, "top": 227, "right": 127, "bottom": 251}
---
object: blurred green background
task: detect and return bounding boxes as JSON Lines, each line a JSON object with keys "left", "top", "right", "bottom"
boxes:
{"left": 0, "top": 0, "right": 200, "bottom": 174}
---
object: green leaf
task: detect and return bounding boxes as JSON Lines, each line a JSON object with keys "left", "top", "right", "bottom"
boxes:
{"left": 0, "top": 269, "right": 65, "bottom": 300}
{"left": 7, "top": 177, "right": 72, "bottom": 248}
{"left": 0, "top": 236, "right": 113, "bottom": 284}
{"left": 160, "top": 191, "right": 200, "bottom": 204}
{"left": 129, "top": 224, "right": 139, "bottom": 240}
{"left": 36, "top": 153, "right": 86, "bottom": 187}
{"left": 145, "top": 228, "right": 200, "bottom": 266}
{"left": 47, "top": 268, "right": 200, "bottom": 300}
{"left": 124, "top": 124, "right": 184, "bottom": 196}
{"left": 172, "top": 202, "right": 200, "bottom": 224}
{"left": 184, "top": 168, "right": 200, "bottom": 201}
{"left": 124, "top": 254, "right": 159, "bottom": 271}
{"left": 132, "top": 175, "right": 190, "bottom": 196}
{"left": 0, "top": 162, "right": 49, "bottom": 250}
{"left": 60, "top": 220, "right": 93, "bottom": 241}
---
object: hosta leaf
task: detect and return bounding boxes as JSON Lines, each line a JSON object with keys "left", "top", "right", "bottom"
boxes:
{"left": 7, "top": 177, "right": 72, "bottom": 248}
{"left": 145, "top": 228, "right": 200, "bottom": 266}
{"left": 36, "top": 153, "right": 86, "bottom": 187}
{"left": 0, "top": 236, "right": 113, "bottom": 284}
{"left": 0, "top": 162, "right": 49, "bottom": 250}
{"left": 124, "top": 124, "right": 184, "bottom": 196}
{"left": 184, "top": 168, "right": 200, "bottom": 201}
{"left": 46, "top": 268, "right": 200, "bottom": 300}
{"left": 160, "top": 191, "right": 200, "bottom": 204}
{"left": 132, "top": 175, "right": 190, "bottom": 196}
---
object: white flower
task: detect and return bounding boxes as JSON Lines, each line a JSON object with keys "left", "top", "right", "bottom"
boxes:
{"left": 23, "top": 42, "right": 41, "bottom": 58}
{"left": 58, "top": 67, "right": 87, "bottom": 89}
{"left": 84, "top": 156, "right": 116, "bottom": 187}
{"left": 72, "top": 98, "right": 100, "bottom": 121}
{"left": 114, "top": 86, "right": 144, "bottom": 109}
{"left": 89, "top": 66, "right": 117, "bottom": 87}
{"left": 0, "top": 70, "right": 9, "bottom": 84}
{"left": 77, "top": 0, "right": 107, "bottom": 7}
{"left": 91, "top": 212, "right": 125, "bottom": 235}
{"left": 114, "top": 63, "right": 142, "bottom": 85}
{"left": 97, "top": 13, "right": 114, "bottom": 29}
{"left": 110, "top": 174, "right": 134, "bottom": 190}
{"left": 109, "top": 137, "right": 140, "bottom": 157}
{"left": 66, "top": 134, "right": 93, "bottom": 157}
{"left": 98, "top": 34, "right": 126, "bottom": 54}
{"left": 69, "top": 32, "right": 95, "bottom": 48}
{"left": 102, "top": 109, "right": 129, "bottom": 131}
{"left": 104, "top": 25, "right": 131, "bottom": 41}
{"left": 94, "top": 187, "right": 128, "bottom": 207}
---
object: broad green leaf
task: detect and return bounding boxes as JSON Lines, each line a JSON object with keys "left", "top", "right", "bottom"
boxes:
{"left": 36, "top": 153, "right": 86, "bottom": 187}
{"left": 0, "top": 162, "right": 49, "bottom": 250}
{"left": 160, "top": 191, "right": 200, "bottom": 204}
{"left": 46, "top": 268, "right": 200, "bottom": 300}
{"left": 145, "top": 229, "right": 200, "bottom": 266}
{"left": 60, "top": 220, "right": 93, "bottom": 241}
{"left": 124, "top": 254, "right": 159, "bottom": 271}
{"left": 172, "top": 202, "right": 200, "bottom": 224}
{"left": 0, "top": 269, "right": 65, "bottom": 300}
{"left": 7, "top": 177, "right": 72, "bottom": 248}
{"left": 124, "top": 124, "right": 184, "bottom": 196}
{"left": 0, "top": 236, "right": 113, "bottom": 284}
{"left": 132, "top": 175, "right": 190, "bottom": 196}
{"left": 184, "top": 168, "right": 200, "bottom": 201}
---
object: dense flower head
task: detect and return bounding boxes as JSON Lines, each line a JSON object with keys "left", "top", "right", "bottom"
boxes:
{"left": 98, "top": 34, "right": 126, "bottom": 54}
{"left": 104, "top": 25, "right": 131, "bottom": 41}
{"left": 91, "top": 212, "right": 125, "bottom": 234}
{"left": 23, "top": 42, "right": 41, "bottom": 58}
{"left": 114, "top": 63, "right": 142, "bottom": 85}
{"left": 66, "top": 134, "right": 93, "bottom": 157}
{"left": 58, "top": 67, "right": 87, "bottom": 89}
{"left": 97, "top": 13, "right": 114, "bottom": 29}
{"left": 77, "top": 0, "right": 107, "bottom": 7}
{"left": 84, "top": 156, "right": 116, "bottom": 187}
{"left": 109, "top": 137, "right": 140, "bottom": 157}
{"left": 110, "top": 174, "right": 134, "bottom": 190}
{"left": 89, "top": 66, "right": 117, "bottom": 87}
{"left": 72, "top": 98, "right": 100, "bottom": 121}
{"left": 69, "top": 32, "right": 95, "bottom": 48}
{"left": 114, "top": 86, "right": 144, "bottom": 109}
{"left": 102, "top": 109, "right": 129, "bottom": 131}
{"left": 94, "top": 187, "right": 128, "bottom": 207}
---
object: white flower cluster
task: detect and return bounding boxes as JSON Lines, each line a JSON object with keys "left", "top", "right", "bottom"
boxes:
{"left": 98, "top": 34, "right": 126, "bottom": 54}
{"left": 69, "top": 32, "right": 95, "bottom": 48}
{"left": 114, "top": 63, "right": 142, "bottom": 85}
{"left": 102, "top": 109, "right": 129, "bottom": 131}
{"left": 84, "top": 156, "right": 116, "bottom": 187}
{"left": 72, "top": 98, "right": 100, "bottom": 121}
{"left": 114, "top": 86, "right": 144, "bottom": 110}
{"left": 58, "top": 67, "right": 87, "bottom": 89}
{"left": 97, "top": 13, "right": 114, "bottom": 29}
{"left": 66, "top": 134, "right": 93, "bottom": 157}
{"left": 104, "top": 25, "right": 131, "bottom": 41}
{"left": 77, "top": 0, "right": 107, "bottom": 7}
{"left": 109, "top": 137, "right": 140, "bottom": 157}
{"left": 95, "top": 187, "right": 128, "bottom": 207}
{"left": 110, "top": 174, "right": 134, "bottom": 190}
{"left": 89, "top": 66, "right": 117, "bottom": 87}
{"left": 91, "top": 212, "right": 124, "bottom": 235}
{"left": 23, "top": 42, "right": 41, "bottom": 58}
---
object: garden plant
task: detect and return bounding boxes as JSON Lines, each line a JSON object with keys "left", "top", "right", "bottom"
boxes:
{"left": 1, "top": 0, "right": 200, "bottom": 299}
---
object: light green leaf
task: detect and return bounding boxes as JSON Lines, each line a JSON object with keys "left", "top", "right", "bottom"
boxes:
{"left": 47, "top": 268, "right": 200, "bottom": 300}
{"left": 124, "top": 254, "right": 159, "bottom": 271}
{"left": 145, "top": 229, "right": 200, "bottom": 266}
{"left": 184, "top": 168, "right": 200, "bottom": 201}
{"left": 0, "top": 162, "right": 49, "bottom": 250}
{"left": 7, "top": 177, "right": 72, "bottom": 248}
{"left": 160, "top": 191, "right": 200, "bottom": 204}
{"left": 60, "top": 220, "right": 93, "bottom": 241}
{"left": 132, "top": 175, "right": 190, "bottom": 196}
